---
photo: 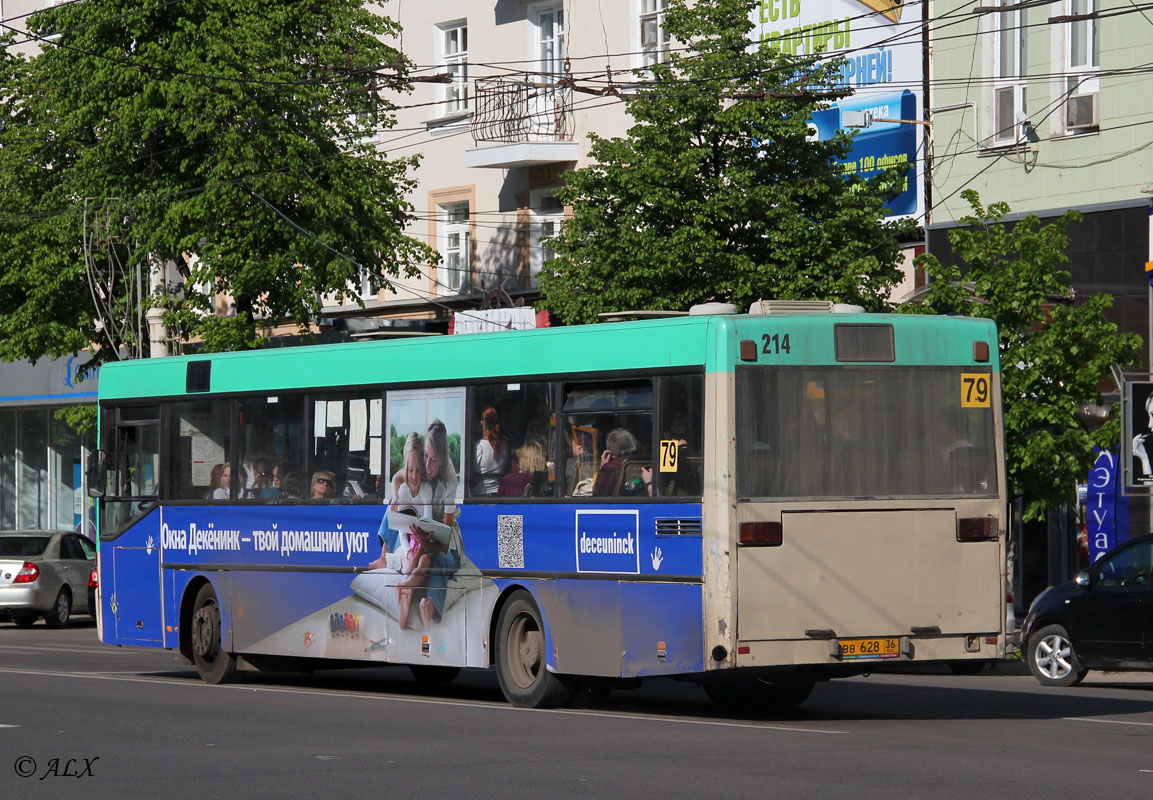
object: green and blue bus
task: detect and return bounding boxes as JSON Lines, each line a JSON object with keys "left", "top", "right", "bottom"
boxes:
{"left": 88, "top": 301, "right": 1007, "bottom": 708}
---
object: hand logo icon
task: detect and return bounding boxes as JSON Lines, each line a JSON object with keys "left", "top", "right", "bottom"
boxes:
{"left": 651, "top": 546, "right": 663, "bottom": 571}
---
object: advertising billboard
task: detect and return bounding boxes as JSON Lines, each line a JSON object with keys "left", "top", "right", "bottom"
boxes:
{"left": 750, "top": 0, "right": 925, "bottom": 221}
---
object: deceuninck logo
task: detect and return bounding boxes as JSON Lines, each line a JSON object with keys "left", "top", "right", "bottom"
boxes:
{"left": 575, "top": 510, "right": 640, "bottom": 574}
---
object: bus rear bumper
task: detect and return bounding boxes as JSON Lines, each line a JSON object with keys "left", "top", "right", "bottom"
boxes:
{"left": 732, "top": 634, "right": 1004, "bottom": 671}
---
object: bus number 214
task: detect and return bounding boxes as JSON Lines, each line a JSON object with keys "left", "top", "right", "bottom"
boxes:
{"left": 761, "top": 333, "right": 791, "bottom": 355}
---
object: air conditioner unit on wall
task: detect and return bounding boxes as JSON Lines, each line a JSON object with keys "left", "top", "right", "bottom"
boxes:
{"left": 1066, "top": 93, "right": 1099, "bottom": 131}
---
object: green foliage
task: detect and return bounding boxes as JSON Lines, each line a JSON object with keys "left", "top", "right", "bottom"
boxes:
{"left": 538, "top": 0, "right": 915, "bottom": 322}
{"left": 0, "top": 0, "right": 434, "bottom": 366}
{"left": 55, "top": 405, "right": 98, "bottom": 437}
{"left": 903, "top": 190, "right": 1141, "bottom": 520}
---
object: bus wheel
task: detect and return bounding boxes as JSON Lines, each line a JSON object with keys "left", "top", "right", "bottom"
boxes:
{"left": 494, "top": 591, "right": 573, "bottom": 708}
{"left": 409, "top": 665, "right": 461, "bottom": 684}
{"left": 191, "top": 584, "right": 238, "bottom": 685}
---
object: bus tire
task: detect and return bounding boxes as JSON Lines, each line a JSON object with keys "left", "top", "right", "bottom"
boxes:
{"left": 409, "top": 665, "right": 461, "bottom": 684}
{"left": 191, "top": 583, "right": 238, "bottom": 685}
{"left": 494, "top": 591, "right": 573, "bottom": 708}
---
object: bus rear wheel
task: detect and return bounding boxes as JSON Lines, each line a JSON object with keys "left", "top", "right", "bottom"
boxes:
{"left": 494, "top": 591, "right": 573, "bottom": 708}
{"left": 191, "top": 584, "right": 238, "bottom": 685}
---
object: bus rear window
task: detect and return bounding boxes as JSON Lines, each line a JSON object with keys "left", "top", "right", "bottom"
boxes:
{"left": 736, "top": 366, "right": 996, "bottom": 498}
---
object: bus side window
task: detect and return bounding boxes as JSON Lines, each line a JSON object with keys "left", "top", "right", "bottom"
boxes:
{"left": 310, "top": 392, "right": 381, "bottom": 500}
{"left": 469, "top": 381, "right": 555, "bottom": 499}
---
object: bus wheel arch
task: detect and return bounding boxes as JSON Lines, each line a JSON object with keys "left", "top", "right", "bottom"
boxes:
{"left": 492, "top": 587, "right": 574, "bottom": 709}
{"left": 188, "top": 581, "right": 239, "bottom": 685}
{"left": 178, "top": 577, "right": 212, "bottom": 664}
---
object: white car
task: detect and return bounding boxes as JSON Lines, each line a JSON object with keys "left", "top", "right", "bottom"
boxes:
{"left": 0, "top": 531, "right": 97, "bottom": 628}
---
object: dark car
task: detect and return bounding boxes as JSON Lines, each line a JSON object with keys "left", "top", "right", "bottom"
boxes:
{"left": 0, "top": 530, "right": 97, "bottom": 628}
{"left": 1021, "top": 532, "right": 1153, "bottom": 686}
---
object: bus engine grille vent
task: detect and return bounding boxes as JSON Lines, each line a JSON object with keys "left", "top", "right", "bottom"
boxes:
{"left": 654, "top": 518, "right": 703, "bottom": 536}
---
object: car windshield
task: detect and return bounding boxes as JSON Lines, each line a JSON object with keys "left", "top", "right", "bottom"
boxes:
{"left": 0, "top": 536, "right": 50, "bottom": 558}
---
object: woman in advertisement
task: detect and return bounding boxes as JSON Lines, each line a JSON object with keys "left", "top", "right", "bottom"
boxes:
{"left": 367, "top": 418, "right": 464, "bottom": 628}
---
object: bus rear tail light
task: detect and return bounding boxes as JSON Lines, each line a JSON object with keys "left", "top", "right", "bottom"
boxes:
{"left": 739, "top": 521, "right": 782, "bottom": 546}
{"left": 13, "top": 562, "right": 39, "bottom": 583}
{"left": 957, "top": 517, "right": 998, "bottom": 542}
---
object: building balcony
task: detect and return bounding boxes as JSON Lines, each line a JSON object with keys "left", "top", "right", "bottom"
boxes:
{"left": 466, "top": 76, "right": 579, "bottom": 169}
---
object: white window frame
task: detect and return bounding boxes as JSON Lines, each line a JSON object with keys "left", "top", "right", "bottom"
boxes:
{"left": 984, "top": 0, "right": 1027, "bottom": 148}
{"left": 1054, "top": 0, "right": 1099, "bottom": 136}
{"left": 529, "top": 191, "right": 564, "bottom": 289}
{"left": 639, "top": 0, "right": 671, "bottom": 68}
{"left": 438, "top": 202, "right": 471, "bottom": 295}
{"left": 438, "top": 20, "right": 469, "bottom": 117}
{"left": 528, "top": 3, "right": 566, "bottom": 140}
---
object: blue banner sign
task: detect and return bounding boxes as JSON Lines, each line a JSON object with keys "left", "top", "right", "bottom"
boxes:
{"left": 1086, "top": 448, "right": 1129, "bottom": 562}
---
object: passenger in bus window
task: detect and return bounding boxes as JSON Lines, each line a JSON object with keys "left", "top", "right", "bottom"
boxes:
{"left": 641, "top": 414, "right": 701, "bottom": 496}
{"left": 473, "top": 406, "right": 509, "bottom": 496}
{"left": 499, "top": 440, "right": 546, "bottom": 497}
{"left": 592, "top": 428, "right": 639, "bottom": 497}
{"left": 213, "top": 464, "right": 247, "bottom": 500}
{"left": 251, "top": 457, "right": 280, "bottom": 499}
{"left": 281, "top": 471, "right": 304, "bottom": 499}
{"left": 206, "top": 463, "right": 224, "bottom": 500}
{"left": 310, "top": 470, "right": 336, "bottom": 500}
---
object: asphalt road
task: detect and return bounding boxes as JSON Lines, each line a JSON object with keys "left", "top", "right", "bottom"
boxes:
{"left": 3, "top": 619, "right": 1153, "bottom": 799}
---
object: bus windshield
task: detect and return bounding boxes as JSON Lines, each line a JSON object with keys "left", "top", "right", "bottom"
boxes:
{"left": 736, "top": 365, "right": 997, "bottom": 498}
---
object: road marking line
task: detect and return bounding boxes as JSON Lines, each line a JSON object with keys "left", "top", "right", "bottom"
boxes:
{"left": 0, "top": 724, "right": 19, "bottom": 728}
{"left": 0, "top": 667, "right": 847, "bottom": 735}
{"left": 1065, "top": 717, "right": 1153, "bottom": 728}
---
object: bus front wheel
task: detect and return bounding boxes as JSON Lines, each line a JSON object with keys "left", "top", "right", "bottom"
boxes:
{"left": 494, "top": 591, "right": 573, "bottom": 708}
{"left": 191, "top": 584, "right": 238, "bottom": 685}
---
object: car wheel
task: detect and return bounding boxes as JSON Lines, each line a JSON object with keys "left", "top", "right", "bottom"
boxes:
{"left": 494, "top": 590, "right": 573, "bottom": 708}
{"left": 191, "top": 584, "right": 238, "bottom": 685}
{"left": 44, "top": 589, "right": 71, "bottom": 629}
{"left": 1027, "top": 624, "right": 1087, "bottom": 687}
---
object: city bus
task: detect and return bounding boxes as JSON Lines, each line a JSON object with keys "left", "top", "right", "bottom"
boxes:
{"left": 87, "top": 301, "right": 1007, "bottom": 708}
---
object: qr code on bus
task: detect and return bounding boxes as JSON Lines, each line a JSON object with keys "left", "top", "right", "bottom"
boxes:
{"left": 497, "top": 515, "right": 524, "bottom": 569}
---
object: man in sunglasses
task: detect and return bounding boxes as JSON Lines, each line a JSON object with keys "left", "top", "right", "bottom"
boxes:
{"left": 310, "top": 470, "right": 336, "bottom": 500}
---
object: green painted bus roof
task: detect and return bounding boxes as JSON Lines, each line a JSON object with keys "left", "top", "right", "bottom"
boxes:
{"left": 97, "top": 313, "right": 1000, "bottom": 401}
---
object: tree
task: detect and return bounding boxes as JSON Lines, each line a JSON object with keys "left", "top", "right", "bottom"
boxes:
{"left": 537, "top": 0, "right": 915, "bottom": 323}
{"left": 904, "top": 190, "right": 1141, "bottom": 521}
{"left": 0, "top": 0, "right": 433, "bottom": 364}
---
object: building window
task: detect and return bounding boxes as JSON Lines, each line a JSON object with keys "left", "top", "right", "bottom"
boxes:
{"left": 989, "top": 0, "right": 1026, "bottom": 146}
{"left": 640, "top": 0, "right": 670, "bottom": 67}
{"left": 530, "top": 193, "right": 563, "bottom": 289}
{"left": 439, "top": 21, "right": 468, "bottom": 116}
{"left": 438, "top": 203, "right": 470, "bottom": 294}
{"left": 1060, "top": 0, "right": 1099, "bottom": 134}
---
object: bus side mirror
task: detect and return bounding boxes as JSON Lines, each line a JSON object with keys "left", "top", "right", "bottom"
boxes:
{"left": 87, "top": 450, "right": 108, "bottom": 498}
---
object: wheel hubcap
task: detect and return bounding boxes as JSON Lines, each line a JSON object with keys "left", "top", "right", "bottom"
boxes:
{"left": 1035, "top": 634, "right": 1073, "bottom": 679}
{"left": 193, "top": 602, "right": 220, "bottom": 662}
{"left": 507, "top": 614, "right": 543, "bottom": 690}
